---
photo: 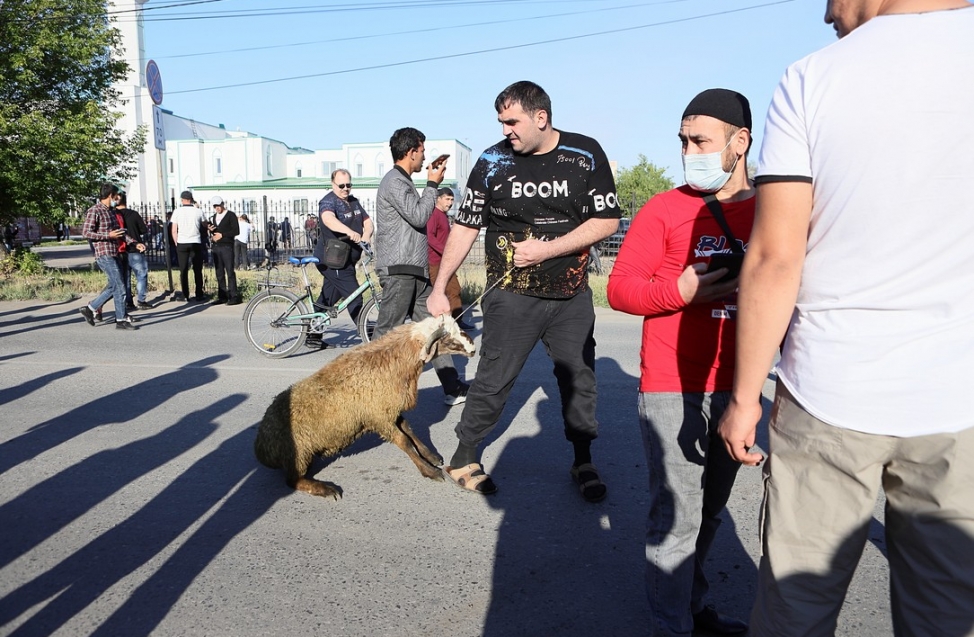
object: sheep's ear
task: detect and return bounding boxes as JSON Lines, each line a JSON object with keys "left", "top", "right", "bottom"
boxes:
{"left": 421, "top": 326, "right": 448, "bottom": 363}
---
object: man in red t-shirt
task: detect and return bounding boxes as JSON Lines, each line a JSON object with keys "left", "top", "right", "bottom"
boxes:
{"left": 607, "top": 89, "right": 755, "bottom": 637}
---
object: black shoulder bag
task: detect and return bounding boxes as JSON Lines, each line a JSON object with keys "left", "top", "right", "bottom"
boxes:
{"left": 702, "top": 194, "right": 745, "bottom": 282}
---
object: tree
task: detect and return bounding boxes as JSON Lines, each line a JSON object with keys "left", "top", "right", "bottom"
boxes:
{"left": 0, "top": 0, "right": 144, "bottom": 254}
{"left": 614, "top": 155, "right": 674, "bottom": 217}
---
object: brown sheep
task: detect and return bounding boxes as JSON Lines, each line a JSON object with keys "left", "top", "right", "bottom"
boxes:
{"left": 254, "top": 315, "right": 476, "bottom": 499}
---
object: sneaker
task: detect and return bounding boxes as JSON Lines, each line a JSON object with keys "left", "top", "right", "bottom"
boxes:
{"left": 226, "top": 297, "right": 241, "bottom": 306}
{"left": 79, "top": 306, "right": 96, "bottom": 326}
{"left": 136, "top": 301, "right": 153, "bottom": 310}
{"left": 172, "top": 292, "right": 185, "bottom": 302}
{"left": 123, "top": 314, "right": 140, "bottom": 323}
{"left": 125, "top": 304, "right": 137, "bottom": 313}
{"left": 212, "top": 297, "right": 227, "bottom": 305}
{"left": 94, "top": 309, "right": 103, "bottom": 322}
{"left": 444, "top": 382, "right": 469, "bottom": 406}
{"left": 116, "top": 317, "right": 138, "bottom": 331}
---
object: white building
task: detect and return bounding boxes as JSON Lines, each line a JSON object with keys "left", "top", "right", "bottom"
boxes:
{"left": 110, "top": 0, "right": 472, "bottom": 215}
{"left": 160, "top": 109, "right": 471, "bottom": 213}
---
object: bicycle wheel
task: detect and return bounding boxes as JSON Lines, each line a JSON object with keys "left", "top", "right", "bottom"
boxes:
{"left": 243, "top": 289, "right": 309, "bottom": 358}
{"left": 356, "top": 295, "right": 381, "bottom": 344}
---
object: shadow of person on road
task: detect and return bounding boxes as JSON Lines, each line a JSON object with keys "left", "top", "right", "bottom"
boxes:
{"left": 482, "top": 354, "right": 652, "bottom": 637}
{"left": 0, "top": 410, "right": 286, "bottom": 637}
{"left": 0, "top": 355, "right": 230, "bottom": 476}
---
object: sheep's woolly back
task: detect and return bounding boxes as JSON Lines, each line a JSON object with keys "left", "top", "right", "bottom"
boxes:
{"left": 254, "top": 316, "right": 474, "bottom": 470}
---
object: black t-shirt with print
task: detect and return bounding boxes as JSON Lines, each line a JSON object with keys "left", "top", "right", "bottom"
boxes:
{"left": 314, "top": 191, "right": 369, "bottom": 263}
{"left": 456, "top": 131, "right": 620, "bottom": 299}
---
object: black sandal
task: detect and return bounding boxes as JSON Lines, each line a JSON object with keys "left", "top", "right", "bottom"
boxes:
{"left": 570, "top": 463, "right": 607, "bottom": 502}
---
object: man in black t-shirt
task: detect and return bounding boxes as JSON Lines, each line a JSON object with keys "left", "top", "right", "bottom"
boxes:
{"left": 428, "top": 80, "right": 620, "bottom": 498}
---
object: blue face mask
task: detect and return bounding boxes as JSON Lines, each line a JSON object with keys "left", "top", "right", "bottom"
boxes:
{"left": 682, "top": 138, "right": 738, "bottom": 193}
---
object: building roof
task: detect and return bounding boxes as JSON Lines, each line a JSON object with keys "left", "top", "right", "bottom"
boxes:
{"left": 190, "top": 177, "right": 460, "bottom": 191}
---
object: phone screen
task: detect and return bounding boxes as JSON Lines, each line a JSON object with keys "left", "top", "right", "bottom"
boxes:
{"left": 707, "top": 253, "right": 744, "bottom": 283}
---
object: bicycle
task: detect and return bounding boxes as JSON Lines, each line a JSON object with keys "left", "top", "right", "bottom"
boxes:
{"left": 242, "top": 243, "right": 381, "bottom": 358}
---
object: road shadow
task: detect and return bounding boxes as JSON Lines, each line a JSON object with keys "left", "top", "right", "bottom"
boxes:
{"left": 481, "top": 352, "right": 652, "bottom": 637}
{"left": 0, "top": 355, "right": 230, "bottom": 476}
{"left": 0, "top": 416, "right": 285, "bottom": 637}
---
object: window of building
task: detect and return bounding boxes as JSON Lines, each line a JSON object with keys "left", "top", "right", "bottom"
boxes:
{"left": 295, "top": 161, "right": 303, "bottom": 178}
{"left": 213, "top": 151, "right": 223, "bottom": 176}
{"left": 168, "top": 158, "right": 174, "bottom": 174}
{"left": 266, "top": 148, "right": 273, "bottom": 176}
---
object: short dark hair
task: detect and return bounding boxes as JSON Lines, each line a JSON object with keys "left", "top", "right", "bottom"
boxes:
{"left": 331, "top": 168, "right": 350, "bottom": 182}
{"left": 437, "top": 188, "right": 454, "bottom": 198}
{"left": 494, "top": 81, "right": 552, "bottom": 122}
{"left": 99, "top": 183, "right": 118, "bottom": 200}
{"left": 116, "top": 192, "right": 127, "bottom": 206}
{"left": 389, "top": 127, "right": 425, "bottom": 161}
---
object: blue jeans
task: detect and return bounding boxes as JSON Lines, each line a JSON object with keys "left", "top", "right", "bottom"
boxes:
{"left": 126, "top": 251, "right": 149, "bottom": 303}
{"left": 92, "top": 255, "right": 127, "bottom": 321}
{"left": 638, "top": 391, "right": 742, "bottom": 637}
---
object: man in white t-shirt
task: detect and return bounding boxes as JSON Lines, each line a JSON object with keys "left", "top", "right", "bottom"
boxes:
{"left": 718, "top": 1, "right": 974, "bottom": 635}
{"left": 170, "top": 190, "right": 207, "bottom": 302}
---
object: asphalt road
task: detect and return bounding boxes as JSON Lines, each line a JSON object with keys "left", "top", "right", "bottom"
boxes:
{"left": 0, "top": 293, "right": 892, "bottom": 636}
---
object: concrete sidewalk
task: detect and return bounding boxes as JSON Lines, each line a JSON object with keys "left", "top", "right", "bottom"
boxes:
{"left": 0, "top": 300, "right": 892, "bottom": 636}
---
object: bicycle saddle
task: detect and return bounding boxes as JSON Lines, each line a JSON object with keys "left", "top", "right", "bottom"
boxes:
{"left": 288, "top": 256, "right": 320, "bottom": 265}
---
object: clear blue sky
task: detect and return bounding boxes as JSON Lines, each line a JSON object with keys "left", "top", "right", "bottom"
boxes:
{"left": 122, "top": 0, "right": 835, "bottom": 180}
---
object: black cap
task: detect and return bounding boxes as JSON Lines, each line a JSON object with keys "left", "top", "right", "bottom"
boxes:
{"left": 180, "top": 190, "right": 195, "bottom": 202}
{"left": 682, "top": 88, "right": 752, "bottom": 130}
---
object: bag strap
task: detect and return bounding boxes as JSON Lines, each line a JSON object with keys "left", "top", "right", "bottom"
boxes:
{"left": 702, "top": 193, "right": 745, "bottom": 254}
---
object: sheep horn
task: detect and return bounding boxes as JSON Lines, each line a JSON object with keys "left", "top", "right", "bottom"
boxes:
{"left": 421, "top": 326, "right": 448, "bottom": 362}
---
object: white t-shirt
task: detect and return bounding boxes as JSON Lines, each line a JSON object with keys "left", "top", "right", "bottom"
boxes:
{"left": 757, "top": 7, "right": 974, "bottom": 437}
{"left": 236, "top": 220, "right": 252, "bottom": 244}
{"left": 171, "top": 205, "right": 206, "bottom": 244}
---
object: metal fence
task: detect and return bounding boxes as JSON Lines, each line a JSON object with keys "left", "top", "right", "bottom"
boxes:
{"left": 125, "top": 198, "right": 487, "bottom": 268}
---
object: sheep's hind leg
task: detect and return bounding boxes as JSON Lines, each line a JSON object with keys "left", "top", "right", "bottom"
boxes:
{"left": 390, "top": 417, "right": 444, "bottom": 480}
{"left": 286, "top": 459, "right": 342, "bottom": 499}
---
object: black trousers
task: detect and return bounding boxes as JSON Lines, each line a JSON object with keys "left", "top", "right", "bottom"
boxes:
{"left": 455, "top": 288, "right": 599, "bottom": 447}
{"left": 315, "top": 262, "right": 363, "bottom": 322}
{"left": 212, "top": 243, "right": 237, "bottom": 300}
{"left": 176, "top": 243, "right": 204, "bottom": 299}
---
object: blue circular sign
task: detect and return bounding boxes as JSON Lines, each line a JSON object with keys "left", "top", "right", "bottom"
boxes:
{"left": 146, "top": 60, "right": 163, "bottom": 106}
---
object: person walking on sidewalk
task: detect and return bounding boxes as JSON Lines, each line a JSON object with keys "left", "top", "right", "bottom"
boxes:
{"left": 79, "top": 184, "right": 143, "bottom": 330}
{"left": 117, "top": 192, "right": 152, "bottom": 310}
{"left": 427, "top": 81, "right": 620, "bottom": 497}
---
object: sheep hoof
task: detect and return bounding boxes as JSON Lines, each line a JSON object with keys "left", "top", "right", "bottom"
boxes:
{"left": 295, "top": 478, "right": 343, "bottom": 500}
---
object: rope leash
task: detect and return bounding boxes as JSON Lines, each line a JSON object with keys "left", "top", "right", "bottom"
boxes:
{"left": 454, "top": 266, "right": 515, "bottom": 320}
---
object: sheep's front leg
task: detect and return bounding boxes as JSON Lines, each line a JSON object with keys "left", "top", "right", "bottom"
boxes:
{"left": 388, "top": 416, "right": 444, "bottom": 481}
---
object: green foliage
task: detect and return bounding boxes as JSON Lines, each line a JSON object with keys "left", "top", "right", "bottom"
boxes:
{"left": 0, "top": 0, "right": 145, "bottom": 227}
{"left": 615, "top": 155, "right": 675, "bottom": 217}
{"left": 0, "top": 247, "right": 45, "bottom": 276}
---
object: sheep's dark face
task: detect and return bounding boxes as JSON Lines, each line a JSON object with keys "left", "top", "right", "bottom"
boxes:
{"left": 418, "top": 316, "right": 476, "bottom": 362}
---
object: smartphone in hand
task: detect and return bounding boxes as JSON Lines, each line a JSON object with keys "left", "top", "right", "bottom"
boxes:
{"left": 706, "top": 253, "right": 745, "bottom": 283}
{"left": 428, "top": 154, "right": 450, "bottom": 170}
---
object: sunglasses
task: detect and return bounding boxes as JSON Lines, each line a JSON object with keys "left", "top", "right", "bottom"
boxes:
{"left": 335, "top": 183, "right": 352, "bottom": 189}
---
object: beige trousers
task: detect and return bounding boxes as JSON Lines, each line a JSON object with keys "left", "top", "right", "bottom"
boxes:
{"left": 751, "top": 381, "right": 974, "bottom": 637}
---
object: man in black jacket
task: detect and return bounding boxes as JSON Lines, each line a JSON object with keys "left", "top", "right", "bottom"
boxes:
{"left": 117, "top": 193, "right": 152, "bottom": 310}
{"left": 208, "top": 196, "right": 240, "bottom": 305}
